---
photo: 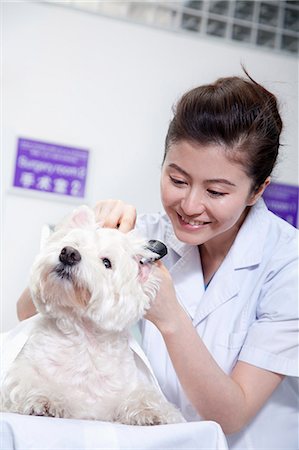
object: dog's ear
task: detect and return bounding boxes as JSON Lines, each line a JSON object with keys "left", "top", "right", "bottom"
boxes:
{"left": 137, "top": 261, "right": 152, "bottom": 283}
{"left": 127, "top": 232, "right": 158, "bottom": 284}
{"left": 56, "top": 205, "right": 96, "bottom": 231}
{"left": 69, "top": 205, "right": 96, "bottom": 228}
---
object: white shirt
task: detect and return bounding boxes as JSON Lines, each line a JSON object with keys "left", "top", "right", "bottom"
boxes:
{"left": 136, "top": 199, "right": 299, "bottom": 450}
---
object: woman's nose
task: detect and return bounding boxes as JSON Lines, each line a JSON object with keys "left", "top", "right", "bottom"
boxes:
{"left": 181, "top": 190, "right": 205, "bottom": 216}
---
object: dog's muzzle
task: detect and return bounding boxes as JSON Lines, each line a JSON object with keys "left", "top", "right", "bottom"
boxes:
{"left": 54, "top": 246, "right": 81, "bottom": 280}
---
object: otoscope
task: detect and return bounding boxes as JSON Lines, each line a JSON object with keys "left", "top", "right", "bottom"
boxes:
{"left": 140, "top": 240, "right": 168, "bottom": 264}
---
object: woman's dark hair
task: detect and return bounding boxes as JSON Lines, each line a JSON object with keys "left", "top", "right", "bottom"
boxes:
{"left": 164, "top": 70, "right": 283, "bottom": 191}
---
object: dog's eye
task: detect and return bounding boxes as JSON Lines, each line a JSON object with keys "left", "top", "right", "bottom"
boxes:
{"left": 102, "top": 258, "right": 112, "bottom": 269}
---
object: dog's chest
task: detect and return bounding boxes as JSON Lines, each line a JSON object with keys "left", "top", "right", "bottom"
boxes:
{"left": 24, "top": 325, "right": 138, "bottom": 395}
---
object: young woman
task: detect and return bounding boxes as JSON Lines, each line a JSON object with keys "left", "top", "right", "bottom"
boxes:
{"left": 18, "top": 73, "right": 298, "bottom": 449}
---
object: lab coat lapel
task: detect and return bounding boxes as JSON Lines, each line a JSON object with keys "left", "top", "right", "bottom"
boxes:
{"left": 192, "top": 199, "right": 270, "bottom": 326}
{"left": 166, "top": 199, "right": 269, "bottom": 326}
{"left": 128, "top": 333, "right": 165, "bottom": 394}
{"left": 0, "top": 315, "right": 40, "bottom": 383}
{"left": 169, "top": 246, "right": 205, "bottom": 319}
{"left": 192, "top": 251, "right": 239, "bottom": 326}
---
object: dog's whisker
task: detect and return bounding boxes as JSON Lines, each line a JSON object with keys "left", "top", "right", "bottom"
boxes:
{"left": 53, "top": 264, "right": 74, "bottom": 281}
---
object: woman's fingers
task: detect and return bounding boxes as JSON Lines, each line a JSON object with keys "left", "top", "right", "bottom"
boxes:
{"left": 94, "top": 200, "right": 136, "bottom": 232}
{"left": 117, "top": 204, "right": 137, "bottom": 232}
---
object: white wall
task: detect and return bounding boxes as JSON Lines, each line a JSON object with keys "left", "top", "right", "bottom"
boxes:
{"left": 1, "top": 2, "right": 298, "bottom": 331}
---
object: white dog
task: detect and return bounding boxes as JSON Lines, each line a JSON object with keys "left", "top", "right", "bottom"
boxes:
{"left": 1, "top": 206, "right": 183, "bottom": 425}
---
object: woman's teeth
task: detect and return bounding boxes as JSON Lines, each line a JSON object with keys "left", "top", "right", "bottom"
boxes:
{"left": 180, "top": 215, "right": 208, "bottom": 226}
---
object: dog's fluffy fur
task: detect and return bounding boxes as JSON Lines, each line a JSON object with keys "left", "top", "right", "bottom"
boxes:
{"left": 1, "top": 206, "right": 183, "bottom": 425}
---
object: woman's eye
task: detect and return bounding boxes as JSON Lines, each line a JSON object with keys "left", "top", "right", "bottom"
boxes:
{"left": 169, "top": 176, "right": 187, "bottom": 186}
{"left": 207, "top": 190, "right": 226, "bottom": 197}
{"left": 102, "top": 258, "right": 112, "bottom": 269}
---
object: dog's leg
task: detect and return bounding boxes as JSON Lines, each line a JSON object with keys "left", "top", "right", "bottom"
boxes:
{"left": 113, "top": 385, "right": 184, "bottom": 425}
{"left": 2, "top": 381, "right": 69, "bottom": 418}
{"left": 20, "top": 394, "right": 68, "bottom": 418}
{"left": 1, "top": 362, "right": 70, "bottom": 418}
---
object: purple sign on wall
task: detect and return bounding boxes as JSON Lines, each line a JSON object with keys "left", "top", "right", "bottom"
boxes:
{"left": 263, "top": 182, "right": 298, "bottom": 228}
{"left": 13, "top": 138, "right": 89, "bottom": 198}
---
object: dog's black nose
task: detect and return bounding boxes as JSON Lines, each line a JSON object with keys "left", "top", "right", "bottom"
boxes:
{"left": 59, "top": 246, "right": 81, "bottom": 266}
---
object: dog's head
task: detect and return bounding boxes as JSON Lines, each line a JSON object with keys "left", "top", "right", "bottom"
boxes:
{"left": 29, "top": 206, "right": 160, "bottom": 331}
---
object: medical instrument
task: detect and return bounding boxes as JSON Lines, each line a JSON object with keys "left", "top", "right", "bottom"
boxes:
{"left": 140, "top": 240, "right": 168, "bottom": 264}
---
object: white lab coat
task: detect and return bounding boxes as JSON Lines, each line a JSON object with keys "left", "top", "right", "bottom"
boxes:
{"left": 136, "top": 199, "right": 299, "bottom": 450}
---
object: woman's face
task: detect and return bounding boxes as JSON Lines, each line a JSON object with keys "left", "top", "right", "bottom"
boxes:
{"left": 160, "top": 140, "right": 265, "bottom": 248}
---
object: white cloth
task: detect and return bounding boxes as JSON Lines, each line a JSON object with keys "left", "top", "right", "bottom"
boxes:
{"left": 0, "top": 317, "right": 228, "bottom": 450}
{"left": 0, "top": 412, "right": 228, "bottom": 450}
{"left": 136, "top": 199, "right": 299, "bottom": 450}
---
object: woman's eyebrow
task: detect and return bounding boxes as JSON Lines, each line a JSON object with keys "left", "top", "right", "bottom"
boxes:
{"left": 168, "top": 163, "right": 189, "bottom": 177}
{"left": 206, "top": 178, "right": 236, "bottom": 187}
{"left": 168, "top": 164, "right": 236, "bottom": 187}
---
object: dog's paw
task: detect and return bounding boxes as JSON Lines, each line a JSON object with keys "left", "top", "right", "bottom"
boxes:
{"left": 27, "top": 396, "right": 66, "bottom": 418}
{"left": 129, "top": 406, "right": 184, "bottom": 426}
{"left": 157, "top": 403, "right": 186, "bottom": 424}
{"left": 137, "top": 400, "right": 185, "bottom": 425}
{"left": 113, "top": 387, "right": 185, "bottom": 425}
{"left": 126, "top": 409, "right": 169, "bottom": 426}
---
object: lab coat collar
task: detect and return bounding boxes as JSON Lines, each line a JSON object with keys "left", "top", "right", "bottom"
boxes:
{"left": 193, "top": 250, "right": 239, "bottom": 326}
{"left": 165, "top": 199, "right": 270, "bottom": 324}
{"left": 164, "top": 199, "right": 270, "bottom": 265}
{"left": 169, "top": 245, "right": 204, "bottom": 320}
{"left": 168, "top": 244, "right": 239, "bottom": 325}
{"left": 230, "top": 198, "right": 270, "bottom": 269}
{"left": 164, "top": 222, "right": 191, "bottom": 258}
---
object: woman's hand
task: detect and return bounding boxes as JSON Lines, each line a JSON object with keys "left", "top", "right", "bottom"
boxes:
{"left": 94, "top": 200, "right": 136, "bottom": 232}
{"left": 145, "top": 261, "right": 188, "bottom": 334}
{"left": 17, "top": 287, "right": 37, "bottom": 321}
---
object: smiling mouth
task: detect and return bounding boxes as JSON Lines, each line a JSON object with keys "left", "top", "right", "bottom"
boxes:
{"left": 178, "top": 213, "right": 211, "bottom": 228}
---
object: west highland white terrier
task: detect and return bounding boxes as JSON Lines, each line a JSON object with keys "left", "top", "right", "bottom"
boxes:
{"left": 1, "top": 206, "right": 183, "bottom": 425}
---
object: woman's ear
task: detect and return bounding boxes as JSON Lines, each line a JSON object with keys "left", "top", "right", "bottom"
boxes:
{"left": 247, "top": 177, "right": 271, "bottom": 206}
